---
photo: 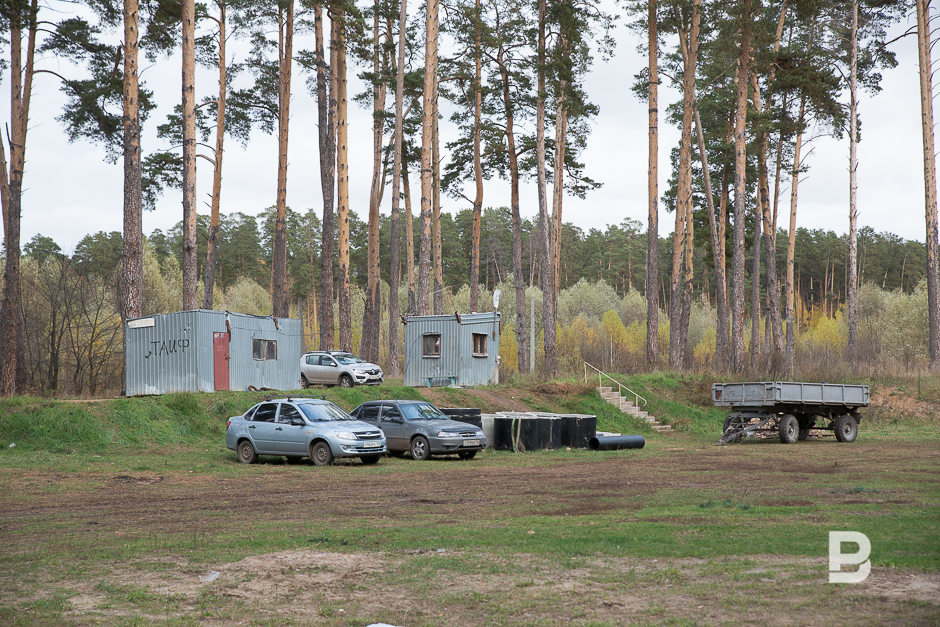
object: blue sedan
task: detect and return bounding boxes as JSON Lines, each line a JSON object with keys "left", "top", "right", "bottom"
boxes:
{"left": 226, "top": 398, "right": 386, "bottom": 466}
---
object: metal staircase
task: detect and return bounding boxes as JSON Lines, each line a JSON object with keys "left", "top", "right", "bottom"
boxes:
{"left": 584, "top": 363, "right": 672, "bottom": 432}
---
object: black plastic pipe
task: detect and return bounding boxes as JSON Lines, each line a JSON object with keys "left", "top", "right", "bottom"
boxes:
{"left": 589, "top": 435, "right": 646, "bottom": 450}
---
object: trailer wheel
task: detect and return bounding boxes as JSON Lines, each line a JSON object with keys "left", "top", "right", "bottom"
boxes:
{"left": 778, "top": 414, "right": 799, "bottom": 444}
{"left": 834, "top": 415, "right": 858, "bottom": 443}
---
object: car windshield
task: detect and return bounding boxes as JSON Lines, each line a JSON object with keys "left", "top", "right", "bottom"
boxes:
{"left": 333, "top": 353, "right": 365, "bottom": 365}
{"left": 298, "top": 402, "right": 353, "bottom": 422}
{"left": 401, "top": 403, "right": 447, "bottom": 420}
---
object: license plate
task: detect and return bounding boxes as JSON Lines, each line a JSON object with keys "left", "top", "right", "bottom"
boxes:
{"left": 363, "top": 441, "right": 382, "bottom": 448}
{"left": 463, "top": 439, "right": 480, "bottom": 447}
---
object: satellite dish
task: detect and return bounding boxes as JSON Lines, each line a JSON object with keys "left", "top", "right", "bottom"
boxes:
{"left": 492, "top": 289, "right": 501, "bottom": 310}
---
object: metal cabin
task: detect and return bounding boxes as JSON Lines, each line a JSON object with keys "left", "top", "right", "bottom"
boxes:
{"left": 125, "top": 310, "right": 301, "bottom": 396}
{"left": 403, "top": 313, "right": 501, "bottom": 387}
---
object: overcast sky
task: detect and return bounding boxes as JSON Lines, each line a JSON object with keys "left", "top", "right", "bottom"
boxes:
{"left": 5, "top": 3, "right": 932, "bottom": 254}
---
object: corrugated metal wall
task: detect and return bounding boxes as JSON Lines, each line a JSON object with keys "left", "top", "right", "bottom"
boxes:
{"left": 125, "top": 310, "right": 301, "bottom": 396}
{"left": 403, "top": 313, "right": 500, "bottom": 387}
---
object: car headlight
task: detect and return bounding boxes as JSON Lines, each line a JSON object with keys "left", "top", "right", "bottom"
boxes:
{"left": 334, "top": 431, "right": 358, "bottom": 440}
{"left": 437, "top": 431, "right": 460, "bottom": 438}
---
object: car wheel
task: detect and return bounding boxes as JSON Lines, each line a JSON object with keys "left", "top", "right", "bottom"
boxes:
{"left": 339, "top": 374, "right": 353, "bottom": 388}
{"left": 310, "top": 441, "right": 334, "bottom": 466}
{"left": 778, "top": 414, "right": 799, "bottom": 444}
{"left": 301, "top": 375, "right": 311, "bottom": 389}
{"left": 411, "top": 436, "right": 431, "bottom": 460}
{"left": 457, "top": 450, "right": 477, "bottom": 460}
{"left": 237, "top": 440, "right": 257, "bottom": 464}
{"left": 834, "top": 414, "right": 858, "bottom": 443}
{"left": 360, "top": 455, "right": 381, "bottom": 465}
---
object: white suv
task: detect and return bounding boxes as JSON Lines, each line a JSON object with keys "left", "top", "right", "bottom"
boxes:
{"left": 300, "top": 351, "right": 384, "bottom": 388}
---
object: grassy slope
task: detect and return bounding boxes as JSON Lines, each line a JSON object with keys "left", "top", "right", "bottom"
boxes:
{"left": 2, "top": 372, "right": 936, "bottom": 455}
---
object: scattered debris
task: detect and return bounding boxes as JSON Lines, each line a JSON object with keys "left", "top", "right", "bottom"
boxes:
{"left": 199, "top": 570, "right": 220, "bottom": 583}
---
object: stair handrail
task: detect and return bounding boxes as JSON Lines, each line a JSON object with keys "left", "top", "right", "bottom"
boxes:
{"left": 583, "top": 362, "right": 648, "bottom": 409}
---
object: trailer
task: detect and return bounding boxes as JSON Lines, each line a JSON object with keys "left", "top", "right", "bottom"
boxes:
{"left": 712, "top": 381, "right": 870, "bottom": 445}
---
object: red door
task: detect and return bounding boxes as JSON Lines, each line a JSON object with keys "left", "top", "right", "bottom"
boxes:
{"left": 213, "top": 332, "right": 230, "bottom": 391}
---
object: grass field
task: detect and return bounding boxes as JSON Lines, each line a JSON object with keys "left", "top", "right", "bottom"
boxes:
{"left": 0, "top": 375, "right": 937, "bottom": 625}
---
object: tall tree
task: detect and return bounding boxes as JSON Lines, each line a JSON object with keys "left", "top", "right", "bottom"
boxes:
{"left": 668, "top": 0, "right": 701, "bottom": 370}
{"left": 646, "top": 0, "right": 659, "bottom": 368}
{"left": 432, "top": 87, "right": 444, "bottom": 314}
{"left": 470, "top": 0, "right": 484, "bottom": 313}
{"left": 336, "top": 9, "right": 352, "bottom": 349}
{"left": 315, "top": 1, "right": 336, "bottom": 349}
{"left": 536, "top": 0, "right": 556, "bottom": 375}
{"left": 417, "top": 0, "right": 438, "bottom": 314}
{"left": 361, "top": 0, "right": 388, "bottom": 363}
{"left": 916, "top": 0, "right": 940, "bottom": 368}
{"left": 122, "top": 0, "right": 143, "bottom": 332}
{"left": 203, "top": 1, "right": 230, "bottom": 310}
{"left": 181, "top": 0, "right": 198, "bottom": 311}
{"left": 488, "top": 0, "right": 529, "bottom": 372}
{"left": 272, "top": 0, "right": 294, "bottom": 318}
{"left": 387, "top": 0, "right": 408, "bottom": 374}
{"left": 730, "top": 0, "right": 751, "bottom": 372}
{"left": 846, "top": 0, "right": 859, "bottom": 358}
{"left": 784, "top": 95, "right": 805, "bottom": 371}
{"left": 0, "top": 0, "right": 37, "bottom": 395}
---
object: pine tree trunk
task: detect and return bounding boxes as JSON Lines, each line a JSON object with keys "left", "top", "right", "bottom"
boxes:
{"left": 753, "top": 93, "right": 783, "bottom": 356}
{"left": 646, "top": 0, "right": 659, "bottom": 368}
{"left": 203, "top": 2, "right": 227, "bottom": 310}
{"left": 418, "top": 0, "right": 437, "bottom": 315}
{"left": 387, "top": 0, "right": 407, "bottom": 375}
{"left": 469, "top": 0, "right": 483, "bottom": 314}
{"left": 404, "top": 154, "right": 416, "bottom": 314}
{"left": 362, "top": 3, "right": 386, "bottom": 363}
{"left": 2, "top": 0, "right": 37, "bottom": 394}
{"left": 917, "top": 0, "right": 940, "bottom": 368}
{"left": 731, "top": 0, "right": 751, "bottom": 372}
{"left": 432, "top": 96, "right": 443, "bottom": 314}
{"left": 271, "top": 1, "right": 293, "bottom": 319}
{"left": 551, "top": 82, "right": 567, "bottom": 310}
{"left": 536, "top": 0, "right": 556, "bottom": 376}
{"left": 671, "top": 0, "right": 700, "bottom": 371}
{"left": 181, "top": 0, "right": 198, "bottom": 311}
{"left": 750, "top": 203, "right": 762, "bottom": 367}
{"left": 336, "top": 12, "right": 352, "bottom": 350}
{"left": 717, "top": 159, "right": 729, "bottom": 361}
{"left": 316, "top": 3, "right": 335, "bottom": 349}
{"left": 785, "top": 96, "right": 806, "bottom": 372}
{"left": 694, "top": 105, "right": 726, "bottom": 372}
{"left": 847, "top": 0, "right": 859, "bottom": 360}
{"left": 119, "top": 0, "right": 141, "bottom": 322}
{"left": 499, "top": 56, "right": 528, "bottom": 373}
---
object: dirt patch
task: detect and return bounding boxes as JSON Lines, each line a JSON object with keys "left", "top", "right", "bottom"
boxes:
{"left": 531, "top": 382, "right": 594, "bottom": 396}
{"left": 870, "top": 386, "right": 940, "bottom": 422}
{"left": 421, "top": 386, "right": 533, "bottom": 412}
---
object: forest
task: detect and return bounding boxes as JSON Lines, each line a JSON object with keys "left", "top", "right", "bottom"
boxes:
{"left": 0, "top": 0, "right": 939, "bottom": 397}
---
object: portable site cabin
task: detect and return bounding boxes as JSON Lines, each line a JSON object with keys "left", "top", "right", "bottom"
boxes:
{"left": 124, "top": 310, "right": 301, "bottom": 396}
{"left": 403, "top": 312, "right": 500, "bottom": 387}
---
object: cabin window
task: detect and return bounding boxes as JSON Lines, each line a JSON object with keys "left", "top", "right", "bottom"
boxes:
{"left": 472, "top": 333, "right": 487, "bottom": 357}
{"left": 423, "top": 334, "right": 441, "bottom": 357}
{"left": 252, "top": 339, "right": 277, "bottom": 360}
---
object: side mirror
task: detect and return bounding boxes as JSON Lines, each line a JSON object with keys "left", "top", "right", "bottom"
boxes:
{"left": 390, "top": 416, "right": 404, "bottom": 423}
{"left": 329, "top": 362, "right": 337, "bottom": 367}
{"left": 291, "top": 418, "right": 305, "bottom": 426}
